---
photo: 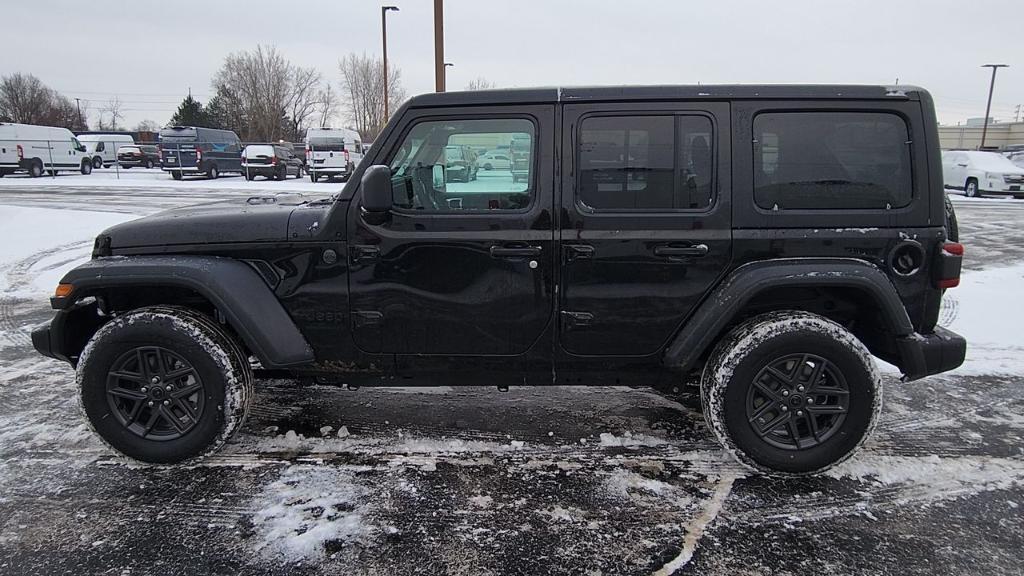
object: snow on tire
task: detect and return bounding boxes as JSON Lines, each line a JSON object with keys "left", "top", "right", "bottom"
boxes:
{"left": 700, "top": 311, "right": 881, "bottom": 476}
{"left": 77, "top": 306, "right": 253, "bottom": 464}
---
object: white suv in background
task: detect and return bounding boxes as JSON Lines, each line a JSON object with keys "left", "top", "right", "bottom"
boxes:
{"left": 942, "top": 150, "right": 1024, "bottom": 198}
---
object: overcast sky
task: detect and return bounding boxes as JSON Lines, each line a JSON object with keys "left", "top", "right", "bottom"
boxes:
{"left": 5, "top": 0, "right": 1021, "bottom": 128}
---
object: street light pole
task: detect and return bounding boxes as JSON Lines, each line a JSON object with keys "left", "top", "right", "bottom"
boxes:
{"left": 382, "top": 5, "right": 400, "bottom": 121}
{"left": 980, "top": 64, "right": 1008, "bottom": 150}
{"left": 434, "top": 0, "right": 445, "bottom": 92}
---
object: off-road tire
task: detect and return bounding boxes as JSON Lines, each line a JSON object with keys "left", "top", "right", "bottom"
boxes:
{"left": 700, "top": 311, "right": 881, "bottom": 476}
{"left": 77, "top": 306, "right": 253, "bottom": 464}
{"left": 944, "top": 193, "right": 959, "bottom": 242}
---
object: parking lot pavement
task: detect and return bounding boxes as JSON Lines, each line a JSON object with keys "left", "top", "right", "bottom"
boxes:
{"left": 0, "top": 186, "right": 1022, "bottom": 575}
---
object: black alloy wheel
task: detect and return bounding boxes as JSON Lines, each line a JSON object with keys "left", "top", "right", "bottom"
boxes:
{"left": 105, "top": 346, "right": 205, "bottom": 440}
{"left": 746, "top": 353, "right": 849, "bottom": 451}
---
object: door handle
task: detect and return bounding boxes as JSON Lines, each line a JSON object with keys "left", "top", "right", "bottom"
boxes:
{"left": 490, "top": 245, "right": 542, "bottom": 258}
{"left": 654, "top": 244, "right": 709, "bottom": 258}
{"left": 564, "top": 244, "right": 595, "bottom": 261}
{"left": 350, "top": 245, "right": 380, "bottom": 264}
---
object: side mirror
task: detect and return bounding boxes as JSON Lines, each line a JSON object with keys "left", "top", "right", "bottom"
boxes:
{"left": 432, "top": 164, "right": 446, "bottom": 189}
{"left": 360, "top": 165, "right": 392, "bottom": 222}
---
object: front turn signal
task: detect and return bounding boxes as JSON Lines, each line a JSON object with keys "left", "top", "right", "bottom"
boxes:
{"left": 54, "top": 283, "right": 74, "bottom": 298}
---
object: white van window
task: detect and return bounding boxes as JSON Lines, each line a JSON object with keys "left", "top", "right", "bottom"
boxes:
{"left": 309, "top": 137, "right": 346, "bottom": 152}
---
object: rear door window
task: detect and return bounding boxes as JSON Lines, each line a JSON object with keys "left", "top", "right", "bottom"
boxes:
{"left": 753, "top": 112, "right": 912, "bottom": 210}
{"left": 577, "top": 115, "right": 714, "bottom": 211}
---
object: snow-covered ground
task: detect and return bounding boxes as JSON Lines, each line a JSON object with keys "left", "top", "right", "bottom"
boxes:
{"left": 0, "top": 205, "right": 134, "bottom": 298}
{"left": 0, "top": 190, "right": 1021, "bottom": 575}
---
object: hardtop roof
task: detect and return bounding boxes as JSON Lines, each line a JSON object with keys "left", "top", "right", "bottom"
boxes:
{"left": 405, "top": 84, "right": 927, "bottom": 108}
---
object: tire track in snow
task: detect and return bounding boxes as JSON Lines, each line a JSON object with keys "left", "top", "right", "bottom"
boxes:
{"left": 652, "top": 473, "right": 737, "bottom": 575}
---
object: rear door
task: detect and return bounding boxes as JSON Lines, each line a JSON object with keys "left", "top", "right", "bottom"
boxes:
{"left": 559, "top": 102, "right": 732, "bottom": 356}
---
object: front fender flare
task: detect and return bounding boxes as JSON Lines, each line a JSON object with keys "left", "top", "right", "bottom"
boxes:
{"left": 56, "top": 255, "right": 314, "bottom": 369}
{"left": 663, "top": 258, "right": 914, "bottom": 373}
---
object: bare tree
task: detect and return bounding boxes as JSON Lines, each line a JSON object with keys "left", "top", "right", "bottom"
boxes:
{"left": 287, "top": 65, "right": 322, "bottom": 139}
{"left": 99, "top": 96, "right": 125, "bottom": 131}
{"left": 213, "top": 45, "right": 325, "bottom": 142}
{"left": 0, "top": 73, "right": 54, "bottom": 124}
{"left": 315, "top": 84, "right": 339, "bottom": 128}
{"left": 338, "top": 52, "right": 406, "bottom": 141}
{"left": 41, "top": 93, "right": 81, "bottom": 130}
{"left": 465, "top": 77, "right": 496, "bottom": 91}
{"left": 134, "top": 119, "right": 161, "bottom": 132}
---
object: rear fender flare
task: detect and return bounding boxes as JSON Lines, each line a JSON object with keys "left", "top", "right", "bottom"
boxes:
{"left": 57, "top": 255, "right": 314, "bottom": 368}
{"left": 663, "top": 258, "right": 913, "bottom": 373}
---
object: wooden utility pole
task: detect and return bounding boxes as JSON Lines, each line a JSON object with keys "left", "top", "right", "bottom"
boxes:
{"left": 434, "top": 0, "right": 445, "bottom": 92}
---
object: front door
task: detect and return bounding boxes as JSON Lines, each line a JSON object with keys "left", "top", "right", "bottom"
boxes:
{"left": 559, "top": 103, "right": 733, "bottom": 356}
{"left": 347, "top": 107, "right": 556, "bottom": 357}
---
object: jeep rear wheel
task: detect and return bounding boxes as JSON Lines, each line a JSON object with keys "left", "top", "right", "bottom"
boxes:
{"left": 77, "top": 307, "right": 253, "bottom": 464}
{"left": 701, "top": 311, "right": 881, "bottom": 475}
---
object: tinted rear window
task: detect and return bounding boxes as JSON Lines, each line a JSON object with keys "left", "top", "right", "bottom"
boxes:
{"left": 578, "top": 115, "right": 714, "bottom": 211}
{"left": 753, "top": 112, "right": 912, "bottom": 210}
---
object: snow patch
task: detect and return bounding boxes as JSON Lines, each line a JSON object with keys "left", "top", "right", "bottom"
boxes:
{"left": 251, "top": 465, "right": 370, "bottom": 562}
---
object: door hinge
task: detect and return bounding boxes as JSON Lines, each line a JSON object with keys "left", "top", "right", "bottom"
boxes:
{"left": 561, "top": 311, "right": 594, "bottom": 329}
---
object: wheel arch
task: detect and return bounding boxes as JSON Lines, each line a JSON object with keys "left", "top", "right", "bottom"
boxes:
{"left": 49, "top": 255, "right": 314, "bottom": 369}
{"left": 663, "top": 258, "right": 914, "bottom": 375}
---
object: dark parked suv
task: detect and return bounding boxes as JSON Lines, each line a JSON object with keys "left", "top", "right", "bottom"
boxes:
{"left": 33, "top": 85, "right": 965, "bottom": 475}
{"left": 117, "top": 145, "right": 160, "bottom": 169}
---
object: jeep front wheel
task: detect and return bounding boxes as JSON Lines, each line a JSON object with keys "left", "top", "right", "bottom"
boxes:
{"left": 77, "top": 307, "right": 253, "bottom": 463}
{"left": 701, "top": 311, "right": 880, "bottom": 475}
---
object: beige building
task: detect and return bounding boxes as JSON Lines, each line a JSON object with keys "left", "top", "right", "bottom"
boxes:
{"left": 938, "top": 121, "right": 1024, "bottom": 150}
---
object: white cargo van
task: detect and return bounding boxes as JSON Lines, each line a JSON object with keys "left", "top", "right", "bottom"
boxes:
{"left": 78, "top": 134, "right": 135, "bottom": 168}
{"left": 305, "top": 127, "right": 364, "bottom": 182}
{"left": 0, "top": 123, "right": 93, "bottom": 177}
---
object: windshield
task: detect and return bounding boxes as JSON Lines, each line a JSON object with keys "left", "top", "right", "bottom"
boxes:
{"left": 968, "top": 152, "right": 1022, "bottom": 171}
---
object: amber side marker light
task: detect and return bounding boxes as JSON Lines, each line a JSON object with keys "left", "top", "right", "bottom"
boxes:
{"left": 54, "top": 283, "right": 74, "bottom": 298}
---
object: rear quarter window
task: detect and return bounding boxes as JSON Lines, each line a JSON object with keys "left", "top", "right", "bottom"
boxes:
{"left": 753, "top": 111, "right": 912, "bottom": 210}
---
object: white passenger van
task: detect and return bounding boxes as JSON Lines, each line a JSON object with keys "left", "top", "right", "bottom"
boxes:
{"left": 0, "top": 123, "right": 93, "bottom": 177}
{"left": 305, "top": 127, "right": 364, "bottom": 182}
{"left": 78, "top": 134, "right": 136, "bottom": 169}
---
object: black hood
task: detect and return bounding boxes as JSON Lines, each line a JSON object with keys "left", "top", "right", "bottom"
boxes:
{"left": 100, "top": 193, "right": 333, "bottom": 250}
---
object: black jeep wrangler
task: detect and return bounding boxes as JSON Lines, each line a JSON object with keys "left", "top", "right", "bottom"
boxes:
{"left": 33, "top": 85, "right": 966, "bottom": 475}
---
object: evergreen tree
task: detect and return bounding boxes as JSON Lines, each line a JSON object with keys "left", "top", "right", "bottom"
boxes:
{"left": 169, "top": 94, "right": 209, "bottom": 127}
